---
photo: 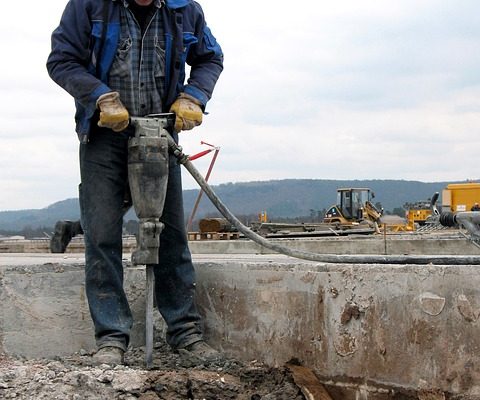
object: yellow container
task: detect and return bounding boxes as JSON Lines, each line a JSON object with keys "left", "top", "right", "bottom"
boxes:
{"left": 442, "top": 182, "right": 480, "bottom": 212}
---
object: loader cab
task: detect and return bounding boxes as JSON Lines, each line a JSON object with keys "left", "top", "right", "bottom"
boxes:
{"left": 324, "top": 188, "right": 374, "bottom": 224}
{"left": 339, "top": 188, "right": 373, "bottom": 219}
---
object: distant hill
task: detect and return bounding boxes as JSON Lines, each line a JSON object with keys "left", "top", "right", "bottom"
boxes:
{"left": 182, "top": 179, "right": 451, "bottom": 218}
{"left": 0, "top": 179, "right": 467, "bottom": 232}
{"left": 0, "top": 199, "right": 81, "bottom": 232}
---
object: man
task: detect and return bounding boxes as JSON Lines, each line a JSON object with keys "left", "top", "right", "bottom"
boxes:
{"left": 47, "top": 0, "right": 223, "bottom": 365}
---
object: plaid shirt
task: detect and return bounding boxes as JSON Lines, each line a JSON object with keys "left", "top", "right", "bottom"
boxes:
{"left": 108, "top": 0, "right": 166, "bottom": 117}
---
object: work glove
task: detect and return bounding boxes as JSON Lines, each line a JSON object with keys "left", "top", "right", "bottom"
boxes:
{"left": 169, "top": 93, "right": 203, "bottom": 133}
{"left": 96, "top": 91, "right": 130, "bottom": 132}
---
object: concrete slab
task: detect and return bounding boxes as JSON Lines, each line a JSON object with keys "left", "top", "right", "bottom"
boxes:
{"left": 0, "top": 253, "right": 86, "bottom": 266}
{"left": 0, "top": 254, "right": 145, "bottom": 358}
{"left": 189, "top": 231, "right": 480, "bottom": 256}
{"left": 2, "top": 231, "right": 480, "bottom": 256}
{"left": 194, "top": 258, "right": 480, "bottom": 398}
{"left": 1, "top": 253, "right": 479, "bottom": 398}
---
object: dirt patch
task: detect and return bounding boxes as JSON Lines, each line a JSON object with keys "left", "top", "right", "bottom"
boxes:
{"left": 0, "top": 340, "right": 306, "bottom": 399}
{"left": 340, "top": 302, "right": 361, "bottom": 325}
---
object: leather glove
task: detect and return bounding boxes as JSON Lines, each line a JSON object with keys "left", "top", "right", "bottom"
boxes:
{"left": 169, "top": 93, "right": 203, "bottom": 133}
{"left": 96, "top": 91, "right": 130, "bottom": 132}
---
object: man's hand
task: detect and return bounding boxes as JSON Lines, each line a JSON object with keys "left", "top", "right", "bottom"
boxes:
{"left": 169, "top": 93, "right": 203, "bottom": 132}
{"left": 96, "top": 92, "right": 130, "bottom": 132}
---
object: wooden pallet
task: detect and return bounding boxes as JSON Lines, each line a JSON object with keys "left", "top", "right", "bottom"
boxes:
{"left": 188, "top": 232, "right": 240, "bottom": 241}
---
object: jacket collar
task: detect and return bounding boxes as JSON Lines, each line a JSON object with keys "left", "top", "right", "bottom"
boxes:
{"left": 165, "top": 0, "right": 190, "bottom": 9}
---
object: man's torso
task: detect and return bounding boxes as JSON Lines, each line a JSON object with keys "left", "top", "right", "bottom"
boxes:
{"left": 108, "top": 0, "right": 167, "bottom": 117}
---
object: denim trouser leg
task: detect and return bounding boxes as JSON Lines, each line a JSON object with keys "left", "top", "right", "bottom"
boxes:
{"left": 155, "top": 152, "right": 203, "bottom": 349}
{"left": 80, "top": 128, "right": 203, "bottom": 351}
{"left": 79, "top": 130, "right": 133, "bottom": 351}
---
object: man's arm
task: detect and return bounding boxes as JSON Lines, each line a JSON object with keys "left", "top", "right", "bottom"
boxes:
{"left": 183, "top": 2, "right": 224, "bottom": 108}
{"left": 46, "top": 0, "right": 111, "bottom": 110}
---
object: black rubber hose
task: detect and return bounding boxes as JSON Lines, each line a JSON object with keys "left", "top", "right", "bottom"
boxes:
{"left": 439, "top": 212, "right": 457, "bottom": 227}
{"left": 169, "top": 138, "right": 480, "bottom": 265}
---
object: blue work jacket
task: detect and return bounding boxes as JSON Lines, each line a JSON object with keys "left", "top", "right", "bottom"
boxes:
{"left": 47, "top": 0, "right": 223, "bottom": 142}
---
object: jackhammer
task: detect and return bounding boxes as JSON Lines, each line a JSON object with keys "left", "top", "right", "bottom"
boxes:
{"left": 129, "top": 113, "right": 480, "bottom": 368}
{"left": 128, "top": 114, "right": 171, "bottom": 368}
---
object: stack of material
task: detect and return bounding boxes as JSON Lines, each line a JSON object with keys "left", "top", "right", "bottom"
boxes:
{"left": 199, "top": 218, "right": 237, "bottom": 233}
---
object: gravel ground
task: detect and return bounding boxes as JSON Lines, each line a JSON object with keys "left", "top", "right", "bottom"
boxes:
{"left": 0, "top": 340, "right": 306, "bottom": 400}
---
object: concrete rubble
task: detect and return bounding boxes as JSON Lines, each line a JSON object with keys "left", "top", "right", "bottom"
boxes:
{"left": 0, "top": 341, "right": 304, "bottom": 399}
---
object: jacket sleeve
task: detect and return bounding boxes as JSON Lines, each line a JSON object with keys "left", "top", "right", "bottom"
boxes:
{"left": 46, "top": 0, "right": 111, "bottom": 111}
{"left": 183, "top": 2, "right": 224, "bottom": 107}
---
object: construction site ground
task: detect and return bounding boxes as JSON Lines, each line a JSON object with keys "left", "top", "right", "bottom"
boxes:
{"left": 0, "top": 339, "right": 307, "bottom": 400}
{"left": 1, "top": 231, "right": 480, "bottom": 399}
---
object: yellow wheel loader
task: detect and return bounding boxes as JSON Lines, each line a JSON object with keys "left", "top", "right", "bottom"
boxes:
{"left": 324, "top": 188, "right": 382, "bottom": 231}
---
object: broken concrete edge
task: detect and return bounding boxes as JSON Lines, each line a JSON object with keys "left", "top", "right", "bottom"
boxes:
{"left": 5, "top": 254, "right": 480, "bottom": 273}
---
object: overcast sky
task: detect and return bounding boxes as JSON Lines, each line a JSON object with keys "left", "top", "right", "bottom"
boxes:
{"left": 1, "top": 0, "right": 479, "bottom": 211}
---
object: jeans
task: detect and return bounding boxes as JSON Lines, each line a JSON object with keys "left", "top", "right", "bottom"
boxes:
{"left": 79, "top": 127, "right": 203, "bottom": 351}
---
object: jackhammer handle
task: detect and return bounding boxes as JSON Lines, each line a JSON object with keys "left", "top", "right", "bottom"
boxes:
{"left": 143, "top": 112, "right": 176, "bottom": 123}
{"left": 128, "top": 113, "right": 177, "bottom": 134}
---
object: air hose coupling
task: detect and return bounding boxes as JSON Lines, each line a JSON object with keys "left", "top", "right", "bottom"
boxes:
{"left": 167, "top": 138, "right": 189, "bottom": 164}
{"left": 439, "top": 212, "right": 457, "bottom": 227}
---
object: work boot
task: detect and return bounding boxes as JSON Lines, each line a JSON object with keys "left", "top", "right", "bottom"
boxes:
{"left": 176, "top": 340, "right": 222, "bottom": 366}
{"left": 92, "top": 347, "right": 125, "bottom": 366}
{"left": 50, "top": 220, "right": 82, "bottom": 253}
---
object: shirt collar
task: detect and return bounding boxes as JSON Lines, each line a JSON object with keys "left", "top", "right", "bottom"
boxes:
{"left": 120, "top": 0, "right": 165, "bottom": 8}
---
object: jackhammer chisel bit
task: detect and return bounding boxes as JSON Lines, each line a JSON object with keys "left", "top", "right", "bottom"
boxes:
{"left": 128, "top": 114, "right": 172, "bottom": 368}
